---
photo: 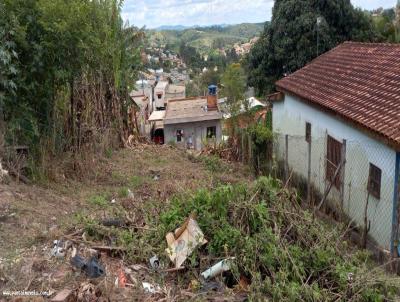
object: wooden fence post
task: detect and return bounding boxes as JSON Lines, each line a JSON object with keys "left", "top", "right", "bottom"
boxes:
{"left": 241, "top": 132, "right": 244, "bottom": 163}
{"left": 248, "top": 133, "right": 252, "bottom": 166}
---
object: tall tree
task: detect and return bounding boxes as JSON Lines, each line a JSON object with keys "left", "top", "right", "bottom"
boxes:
{"left": 221, "top": 63, "right": 246, "bottom": 114}
{"left": 1, "top": 0, "right": 143, "bottom": 164}
{"left": 246, "top": 0, "right": 379, "bottom": 96}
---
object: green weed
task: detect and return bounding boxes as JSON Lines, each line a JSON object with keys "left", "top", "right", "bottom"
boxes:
{"left": 88, "top": 193, "right": 109, "bottom": 207}
{"left": 118, "top": 187, "right": 129, "bottom": 198}
{"left": 130, "top": 175, "right": 144, "bottom": 188}
{"left": 200, "top": 155, "right": 225, "bottom": 173}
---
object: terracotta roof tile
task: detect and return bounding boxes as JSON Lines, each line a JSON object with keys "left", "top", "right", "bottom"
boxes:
{"left": 276, "top": 42, "right": 400, "bottom": 148}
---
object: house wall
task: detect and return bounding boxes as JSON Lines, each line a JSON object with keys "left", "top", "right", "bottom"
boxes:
{"left": 164, "top": 120, "right": 222, "bottom": 150}
{"left": 273, "top": 94, "right": 397, "bottom": 250}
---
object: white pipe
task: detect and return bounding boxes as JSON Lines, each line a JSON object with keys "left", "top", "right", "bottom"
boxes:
{"left": 201, "top": 257, "right": 235, "bottom": 280}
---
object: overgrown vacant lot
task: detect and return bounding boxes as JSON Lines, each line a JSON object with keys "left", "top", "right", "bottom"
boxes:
{"left": 0, "top": 145, "right": 399, "bottom": 301}
{"left": 0, "top": 145, "right": 252, "bottom": 300}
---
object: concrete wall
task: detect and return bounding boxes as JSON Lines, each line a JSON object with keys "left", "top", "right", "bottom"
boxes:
{"left": 273, "top": 94, "right": 397, "bottom": 250}
{"left": 164, "top": 120, "right": 222, "bottom": 150}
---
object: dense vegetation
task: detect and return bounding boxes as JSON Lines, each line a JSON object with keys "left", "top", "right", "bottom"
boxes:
{"left": 84, "top": 176, "right": 399, "bottom": 300}
{"left": 0, "top": 0, "right": 143, "bottom": 176}
{"left": 246, "top": 0, "right": 383, "bottom": 96}
{"left": 373, "top": 6, "right": 400, "bottom": 43}
{"left": 147, "top": 23, "right": 264, "bottom": 55}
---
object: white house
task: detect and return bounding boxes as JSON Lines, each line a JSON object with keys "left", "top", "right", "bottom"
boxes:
{"left": 272, "top": 42, "right": 400, "bottom": 254}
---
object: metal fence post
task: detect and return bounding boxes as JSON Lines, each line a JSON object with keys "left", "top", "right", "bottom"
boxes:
{"left": 307, "top": 137, "right": 312, "bottom": 204}
{"left": 285, "top": 134, "right": 289, "bottom": 181}
{"left": 340, "top": 139, "right": 347, "bottom": 210}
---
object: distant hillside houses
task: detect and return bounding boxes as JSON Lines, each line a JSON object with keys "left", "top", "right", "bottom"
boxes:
{"left": 234, "top": 37, "right": 259, "bottom": 56}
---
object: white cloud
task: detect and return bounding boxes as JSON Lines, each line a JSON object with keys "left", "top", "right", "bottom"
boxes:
{"left": 122, "top": 0, "right": 396, "bottom": 29}
{"left": 122, "top": 0, "right": 274, "bottom": 28}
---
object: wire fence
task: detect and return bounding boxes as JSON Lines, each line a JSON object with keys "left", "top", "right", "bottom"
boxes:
{"left": 273, "top": 133, "right": 399, "bottom": 253}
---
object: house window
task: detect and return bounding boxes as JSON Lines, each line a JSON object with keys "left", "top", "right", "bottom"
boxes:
{"left": 206, "top": 126, "right": 216, "bottom": 139}
{"left": 326, "top": 135, "right": 342, "bottom": 188}
{"left": 368, "top": 163, "right": 381, "bottom": 199}
{"left": 176, "top": 129, "right": 183, "bottom": 142}
{"left": 305, "top": 122, "right": 311, "bottom": 143}
{"left": 157, "top": 93, "right": 162, "bottom": 99}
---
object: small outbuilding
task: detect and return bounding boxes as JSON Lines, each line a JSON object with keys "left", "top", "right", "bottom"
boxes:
{"left": 163, "top": 86, "right": 223, "bottom": 150}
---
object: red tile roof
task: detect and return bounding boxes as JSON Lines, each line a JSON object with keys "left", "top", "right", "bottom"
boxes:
{"left": 276, "top": 42, "right": 400, "bottom": 149}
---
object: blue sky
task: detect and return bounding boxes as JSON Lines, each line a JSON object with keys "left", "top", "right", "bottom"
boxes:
{"left": 122, "top": 0, "right": 397, "bottom": 29}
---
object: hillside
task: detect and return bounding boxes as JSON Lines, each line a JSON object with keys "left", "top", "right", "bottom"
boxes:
{"left": 147, "top": 22, "right": 265, "bottom": 54}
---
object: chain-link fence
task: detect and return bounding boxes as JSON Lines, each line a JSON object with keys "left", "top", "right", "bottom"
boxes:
{"left": 274, "top": 132, "right": 399, "bottom": 253}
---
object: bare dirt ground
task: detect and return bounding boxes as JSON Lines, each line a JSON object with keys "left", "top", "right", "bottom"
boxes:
{"left": 0, "top": 144, "right": 252, "bottom": 301}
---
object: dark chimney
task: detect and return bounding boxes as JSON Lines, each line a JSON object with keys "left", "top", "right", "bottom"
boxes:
{"left": 207, "top": 85, "right": 218, "bottom": 111}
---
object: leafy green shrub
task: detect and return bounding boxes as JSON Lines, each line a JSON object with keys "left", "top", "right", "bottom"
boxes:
{"left": 82, "top": 176, "right": 398, "bottom": 300}
{"left": 200, "top": 155, "right": 225, "bottom": 173}
{"left": 154, "top": 177, "right": 397, "bottom": 300}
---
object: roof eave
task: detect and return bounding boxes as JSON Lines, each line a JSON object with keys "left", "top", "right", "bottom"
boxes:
{"left": 276, "top": 85, "right": 400, "bottom": 152}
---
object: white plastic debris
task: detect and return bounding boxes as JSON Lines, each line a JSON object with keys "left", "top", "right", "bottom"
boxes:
{"left": 201, "top": 257, "right": 235, "bottom": 280}
{"left": 127, "top": 189, "right": 135, "bottom": 199}
{"left": 111, "top": 199, "right": 116, "bottom": 204}
{"left": 149, "top": 255, "right": 160, "bottom": 270}
{"left": 142, "top": 282, "right": 161, "bottom": 293}
{"left": 50, "top": 240, "right": 65, "bottom": 258}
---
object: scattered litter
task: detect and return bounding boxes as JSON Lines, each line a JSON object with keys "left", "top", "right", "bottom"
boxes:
{"left": 116, "top": 268, "right": 127, "bottom": 288}
{"left": 165, "top": 214, "right": 207, "bottom": 268}
{"left": 142, "top": 282, "right": 161, "bottom": 293}
{"left": 347, "top": 272, "right": 354, "bottom": 282}
{"left": 101, "top": 218, "right": 126, "bottom": 227}
{"left": 201, "top": 257, "right": 235, "bottom": 280}
{"left": 70, "top": 254, "right": 105, "bottom": 278}
{"left": 149, "top": 169, "right": 161, "bottom": 181}
{"left": 111, "top": 198, "right": 116, "bottom": 204}
{"left": 127, "top": 189, "right": 135, "bottom": 199}
{"left": 149, "top": 255, "right": 160, "bottom": 270}
{"left": 51, "top": 240, "right": 66, "bottom": 258}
